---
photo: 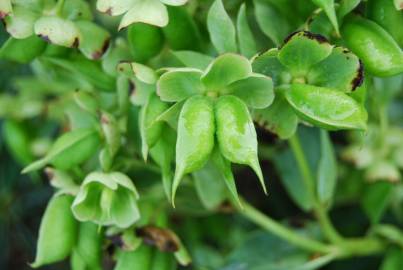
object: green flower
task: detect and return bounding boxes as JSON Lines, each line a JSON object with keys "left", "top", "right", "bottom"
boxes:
{"left": 252, "top": 31, "right": 367, "bottom": 138}
{"left": 72, "top": 172, "right": 140, "bottom": 228}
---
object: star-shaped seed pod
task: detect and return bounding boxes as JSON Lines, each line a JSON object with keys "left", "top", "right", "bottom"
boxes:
{"left": 252, "top": 31, "right": 367, "bottom": 139}
{"left": 96, "top": 0, "right": 188, "bottom": 29}
{"left": 156, "top": 53, "right": 274, "bottom": 204}
{"left": 72, "top": 172, "right": 140, "bottom": 228}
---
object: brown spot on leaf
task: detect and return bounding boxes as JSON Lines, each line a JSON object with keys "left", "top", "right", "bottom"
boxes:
{"left": 0, "top": 11, "right": 9, "bottom": 19}
{"left": 92, "top": 38, "right": 111, "bottom": 59}
{"left": 72, "top": 37, "right": 79, "bottom": 48}
{"left": 44, "top": 167, "right": 54, "bottom": 181}
{"left": 129, "top": 80, "right": 136, "bottom": 96}
{"left": 136, "top": 226, "right": 180, "bottom": 252}
{"left": 282, "top": 31, "right": 329, "bottom": 48}
{"left": 105, "top": 7, "right": 113, "bottom": 16}
{"left": 351, "top": 60, "right": 364, "bottom": 91}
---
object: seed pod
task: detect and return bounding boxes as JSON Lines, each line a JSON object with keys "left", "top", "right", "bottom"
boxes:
{"left": 127, "top": 23, "right": 164, "bottom": 63}
{"left": 367, "top": 0, "right": 403, "bottom": 46}
{"left": 114, "top": 245, "right": 153, "bottom": 270}
{"left": 74, "top": 222, "right": 103, "bottom": 270}
{"left": 215, "top": 95, "right": 266, "bottom": 194}
{"left": 31, "top": 195, "right": 78, "bottom": 268}
{"left": 172, "top": 95, "right": 215, "bottom": 204}
{"left": 341, "top": 16, "right": 403, "bottom": 77}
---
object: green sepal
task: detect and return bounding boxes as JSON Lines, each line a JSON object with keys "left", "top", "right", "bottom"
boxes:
{"left": 72, "top": 171, "right": 140, "bottom": 228}
{"left": 4, "top": 6, "right": 38, "bottom": 39}
{"left": 75, "top": 20, "right": 111, "bottom": 60}
{"left": 252, "top": 48, "right": 290, "bottom": 86}
{"left": 311, "top": 0, "right": 339, "bottom": 35}
{"left": 172, "top": 50, "right": 213, "bottom": 70}
{"left": 278, "top": 31, "right": 333, "bottom": 76}
{"left": 119, "top": 0, "right": 169, "bottom": 29}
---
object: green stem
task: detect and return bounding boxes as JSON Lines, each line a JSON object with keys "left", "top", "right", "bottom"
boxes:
{"left": 289, "top": 134, "right": 342, "bottom": 243}
{"left": 54, "top": 0, "right": 66, "bottom": 16}
{"left": 240, "top": 199, "right": 335, "bottom": 254}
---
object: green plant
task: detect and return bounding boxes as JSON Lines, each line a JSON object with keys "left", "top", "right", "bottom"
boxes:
{"left": 0, "top": 0, "right": 403, "bottom": 269}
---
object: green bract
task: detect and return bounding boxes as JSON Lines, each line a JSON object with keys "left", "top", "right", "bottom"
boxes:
{"left": 252, "top": 31, "right": 367, "bottom": 138}
{"left": 157, "top": 53, "right": 273, "bottom": 203}
{"left": 72, "top": 171, "right": 140, "bottom": 228}
{"left": 96, "top": 0, "right": 188, "bottom": 29}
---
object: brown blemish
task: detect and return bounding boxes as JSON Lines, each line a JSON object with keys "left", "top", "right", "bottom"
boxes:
{"left": 44, "top": 167, "right": 54, "bottom": 181}
{"left": 351, "top": 60, "right": 364, "bottom": 91}
{"left": 129, "top": 80, "right": 136, "bottom": 95}
{"left": 136, "top": 226, "right": 180, "bottom": 252}
{"left": 105, "top": 7, "right": 113, "bottom": 16}
{"left": 38, "top": 34, "right": 51, "bottom": 43}
{"left": 101, "top": 114, "right": 109, "bottom": 124}
{"left": 72, "top": 37, "right": 79, "bottom": 48}
{"left": 0, "top": 11, "right": 9, "bottom": 19}
{"left": 92, "top": 38, "right": 110, "bottom": 59}
{"left": 281, "top": 31, "right": 329, "bottom": 48}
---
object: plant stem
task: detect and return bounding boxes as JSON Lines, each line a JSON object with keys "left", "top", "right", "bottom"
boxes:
{"left": 289, "top": 134, "right": 342, "bottom": 243}
{"left": 240, "top": 199, "right": 335, "bottom": 254}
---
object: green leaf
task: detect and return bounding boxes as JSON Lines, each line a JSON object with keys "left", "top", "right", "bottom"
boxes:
{"left": 215, "top": 95, "right": 266, "bottom": 194}
{"left": 308, "top": 46, "right": 363, "bottom": 92}
{"left": 139, "top": 93, "right": 168, "bottom": 160}
{"left": 127, "top": 23, "right": 164, "bottom": 63}
{"left": 317, "top": 130, "right": 337, "bottom": 205}
{"left": 102, "top": 40, "right": 132, "bottom": 77}
{"left": 34, "top": 16, "right": 80, "bottom": 48}
{"left": 22, "top": 128, "right": 100, "bottom": 173}
{"left": 75, "top": 20, "right": 111, "bottom": 60}
{"left": 227, "top": 74, "right": 274, "bottom": 109}
{"left": 157, "top": 68, "right": 204, "bottom": 102}
{"left": 311, "top": 0, "right": 339, "bottom": 35}
{"left": 172, "top": 50, "right": 214, "bottom": 70}
{"left": 236, "top": 4, "right": 257, "bottom": 58}
{"left": 207, "top": 0, "right": 237, "bottom": 54}
{"left": 4, "top": 6, "right": 37, "bottom": 39}
{"left": 252, "top": 48, "right": 290, "bottom": 86}
{"left": 380, "top": 248, "right": 403, "bottom": 270}
{"left": 118, "top": 62, "right": 158, "bottom": 84}
{"left": 253, "top": 93, "right": 298, "bottom": 139}
{"left": 278, "top": 31, "right": 333, "bottom": 76}
{"left": 115, "top": 246, "right": 153, "bottom": 270}
{"left": 361, "top": 181, "right": 394, "bottom": 224}
{"left": 96, "top": 0, "right": 135, "bottom": 16}
{"left": 285, "top": 84, "right": 367, "bottom": 130}
{"left": 2, "top": 120, "right": 34, "bottom": 165}
{"left": 119, "top": 0, "right": 169, "bottom": 29}
{"left": 201, "top": 53, "right": 252, "bottom": 91}
{"left": 338, "top": 0, "right": 361, "bottom": 19}
{"left": 173, "top": 95, "right": 215, "bottom": 205}
{"left": 193, "top": 160, "right": 227, "bottom": 210}
{"left": 155, "top": 101, "right": 184, "bottom": 129}
{"left": 253, "top": 0, "right": 290, "bottom": 46}
{"left": 32, "top": 195, "right": 78, "bottom": 268}
{"left": 0, "top": 36, "right": 47, "bottom": 63}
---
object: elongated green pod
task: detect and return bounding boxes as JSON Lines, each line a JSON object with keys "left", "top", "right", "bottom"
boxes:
{"left": 215, "top": 95, "right": 266, "bottom": 194}
{"left": 127, "top": 23, "right": 164, "bottom": 63}
{"left": 31, "top": 195, "right": 78, "bottom": 268}
{"left": 367, "top": 0, "right": 403, "bottom": 46}
{"left": 341, "top": 16, "right": 403, "bottom": 77}
{"left": 75, "top": 222, "right": 103, "bottom": 270}
{"left": 114, "top": 245, "right": 153, "bottom": 270}
{"left": 172, "top": 95, "right": 215, "bottom": 204}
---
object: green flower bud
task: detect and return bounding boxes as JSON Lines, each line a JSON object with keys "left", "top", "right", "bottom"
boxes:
{"left": 31, "top": 195, "right": 78, "bottom": 268}
{"left": 127, "top": 23, "right": 164, "bottom": 63}
{"left": 72, "top": 171, "right": 140, "bottom": 228}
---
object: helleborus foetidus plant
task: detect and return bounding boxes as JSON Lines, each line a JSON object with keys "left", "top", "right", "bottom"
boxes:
{"left": 2, "top": 0, "right": 403, "bottom": 270}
